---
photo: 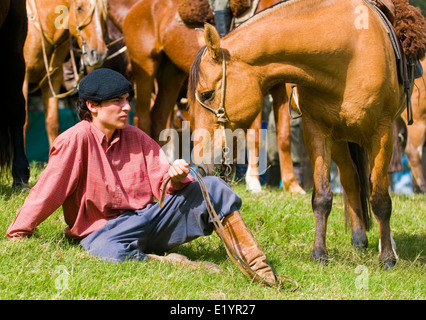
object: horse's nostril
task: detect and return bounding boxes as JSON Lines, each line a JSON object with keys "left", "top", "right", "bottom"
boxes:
{"left": 90, "top": 49, "right": 98, "bottom": 59}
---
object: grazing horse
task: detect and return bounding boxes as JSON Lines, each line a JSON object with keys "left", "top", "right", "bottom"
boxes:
{"left": 24, "top": 0, "right": 108, "bottom": 147}
{"left": 0, "top": 0, "right": 29, "bottom": 187}
{"left": 188, "top": 0, "right": 426, "bottom": 269}
{"left": 402, "top": 58, "right": 426, "bottom": 192}
{"left": 122, "top": 0, "right": 304, "bottom": 193}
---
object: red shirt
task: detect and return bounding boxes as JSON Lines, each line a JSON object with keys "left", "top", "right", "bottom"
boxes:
{"left": 7, "top": 121, "right": 194, "bottom": 239}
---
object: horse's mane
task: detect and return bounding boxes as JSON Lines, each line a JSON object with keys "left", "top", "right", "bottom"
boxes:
{"left": 188, "top": 46, "right": 207, "bottom": 109}
{"left": 392, "top": 0, "right": 426, "bottom": 60}
{"left": 97, "top": 0, "right": 108, "bottom": 24}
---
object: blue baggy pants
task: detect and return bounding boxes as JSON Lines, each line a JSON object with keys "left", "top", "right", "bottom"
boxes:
{"left": 80, "top": 176, "right": 242, "bottom": 262}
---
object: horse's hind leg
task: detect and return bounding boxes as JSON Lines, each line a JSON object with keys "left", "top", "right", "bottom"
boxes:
{"left": 332, "top": 142, "right": 368, "bottom": 250}
{"left": 303, "top": 117, "right": 333, "bottom": 263}
{"left": 370, "top": 126, "right": 397, "bottom": 269}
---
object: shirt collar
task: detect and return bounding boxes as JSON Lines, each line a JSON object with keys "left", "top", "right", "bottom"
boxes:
{"left": 90, "top": 122, "right": 121, "bottom": 148}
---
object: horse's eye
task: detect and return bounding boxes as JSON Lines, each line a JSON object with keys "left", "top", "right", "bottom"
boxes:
{"left": 200, "top": 90, "right": 214, "bottom": 102}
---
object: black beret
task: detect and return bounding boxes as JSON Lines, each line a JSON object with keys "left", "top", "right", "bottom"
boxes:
{"left": 78, "top": 68, "right": 133, "bottom": 101}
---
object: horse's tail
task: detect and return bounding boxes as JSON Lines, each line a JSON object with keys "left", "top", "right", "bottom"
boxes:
{"left": 344, "top": 142, "right": 372, "bottom": 231}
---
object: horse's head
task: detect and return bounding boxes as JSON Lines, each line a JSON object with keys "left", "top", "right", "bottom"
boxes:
{"left": 68, "top": 0, "right": 108, "bottom": 67}
{"left": 188, "top": 24, "right": 263, "bottom": 180}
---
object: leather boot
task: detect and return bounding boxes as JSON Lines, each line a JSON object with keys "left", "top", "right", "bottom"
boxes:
{"left": 217, "top": 211, "right": 278, "bottom": 286}
{"left": 214, "top": 9, "right": 233, "bottom": 37}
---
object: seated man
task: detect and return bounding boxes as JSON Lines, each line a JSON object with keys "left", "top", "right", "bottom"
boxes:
{"left": 7, "top": 68, "right": 277, "bottom": 286}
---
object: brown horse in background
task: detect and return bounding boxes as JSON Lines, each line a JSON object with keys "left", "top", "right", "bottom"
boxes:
{"left": 188, "top": 0, "right": 426, "bottom": 269}
{"left": 0, "top": 0, "right": 29, "bottom": 187}
{"left": 24, "top": 0, "right": 108, "bottom": 147}
{"left": 122, "top": 0, "right": 305, "bottom": 194}
{"left": 401, "top": 58, "right": 426, "bottom": 192}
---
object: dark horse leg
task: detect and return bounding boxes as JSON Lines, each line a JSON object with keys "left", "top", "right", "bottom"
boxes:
{"left": 150, "top": 57, "right": 187, "bottom": 143}
{"left": 369, "top": 124, "right": 397, "bottom": 269}
{"left": 302, "top": 115, "right": 333, "bottom": 263}
{"left": 11, "top": 124, "right": 29, "bottom": 187}
{"left": 0, "top": 0, "right": 29, "bottom": 187}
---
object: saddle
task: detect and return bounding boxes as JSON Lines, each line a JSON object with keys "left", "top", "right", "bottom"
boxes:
{"left": 177, "top": 0, "right": 259, "bottom": 28}
{"left": 370, "top": 0, "right": 396, "bottom": 24}
{"left": 366, "top": 0, "right": 426, "bottom": 125}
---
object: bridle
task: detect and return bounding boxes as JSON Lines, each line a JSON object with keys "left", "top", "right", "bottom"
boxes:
{"left": 73, "top": 0, "right": 107, "bottom": 62}
{"left": 195, "top": 49, "right": 229, "bottom": 125}
{"left": 194, "top": 48, "right": 233, "bottom": 182}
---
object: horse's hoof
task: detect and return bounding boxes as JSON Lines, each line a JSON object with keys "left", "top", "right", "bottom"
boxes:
{"left": 381, "top": 256, "right": 397, "bottom": 270}
{"left": 245, "top": 174, "right": 263, "bottom": 193}
{"left": 310, "top": 248, "right": 328, "bottom": 265}
{"left": 351, "top": 231, "right": 368, "bottom": 250}
{"left": 289, "top": 184, "right": 306, "bottom": 195}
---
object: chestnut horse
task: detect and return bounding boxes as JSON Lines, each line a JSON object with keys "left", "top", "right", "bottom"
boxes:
{"left": 24, "top": 0, "right": 108, "bottom": 147}
{"left": 0, "top": 0, "right": 29, "bottom": 187}
{"left": 402, "top": 58, "right": 426, "bottom": 192}
{"left": 188, "top": 0, "right": 425, "bottom": 269}
{"left": 123, "top": 0, "right": 304, "bottom": 194}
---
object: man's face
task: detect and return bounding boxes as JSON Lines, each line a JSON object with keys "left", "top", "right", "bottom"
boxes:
{"left": 88, "top": 93, "right": 131, "bottom": 135}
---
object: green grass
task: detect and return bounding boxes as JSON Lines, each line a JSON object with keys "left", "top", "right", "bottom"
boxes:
{"left": 0, "top": 163, "right": 424, "bottom": 300}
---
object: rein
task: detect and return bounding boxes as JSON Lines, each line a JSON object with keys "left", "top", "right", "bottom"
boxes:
{"left": 159, "top": 167, "right": 299, "bottom": 291}
{"left": 195, "top": 48, "right": 233, "bottom": 182}
{"left": 27, "top": 0, "right": 71, "bottom": 97}
{"left": 27, "top": 0, "right": 109, "bottom": 99}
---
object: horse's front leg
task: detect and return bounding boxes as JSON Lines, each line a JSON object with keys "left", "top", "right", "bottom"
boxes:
{"left": 131, "top": 60, "right": 157, "bottom": 136}
{"left": 150, "top": 59, "right": 187, "bottom": 143}
{"left": 405, "top": 124, "right": 426, "bottom": 193}
{"left": 42, "top": 42, "right": 69, "bottom": 148}
{"left": 270, "top": 84, "right": 305, "bottom": 194}
{"left": 303, "top": 117, "right": 333, "bottom": 263}
{"left": 370, "top": 124, "right": 397, "bottom": 269}
{"left": 245, "top": 113, "right": 263, "bottom": 193}
{"left": 41, "top": 72, "right": 62, "bottom": 148}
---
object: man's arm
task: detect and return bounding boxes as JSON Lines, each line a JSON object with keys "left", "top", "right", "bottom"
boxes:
{"left": 6, "top": 136, "right": 81, "bottom": 239}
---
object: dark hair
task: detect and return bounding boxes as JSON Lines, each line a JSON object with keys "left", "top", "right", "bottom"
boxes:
{"left": 76, "top": 98, "right": 98, "bottom": 121}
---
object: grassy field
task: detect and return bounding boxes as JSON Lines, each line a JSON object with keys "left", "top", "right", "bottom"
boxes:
{"left": 0, "top": 163, "right": 424, "bottom": 300}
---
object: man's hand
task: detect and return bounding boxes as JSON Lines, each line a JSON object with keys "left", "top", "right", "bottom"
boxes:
{"left": 168, "top": 159, "right": 190, "bottom": 183}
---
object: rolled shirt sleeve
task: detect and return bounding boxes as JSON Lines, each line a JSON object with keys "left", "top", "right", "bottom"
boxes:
{"left": 7, "top": 130, "right": 83, "bottom": 239}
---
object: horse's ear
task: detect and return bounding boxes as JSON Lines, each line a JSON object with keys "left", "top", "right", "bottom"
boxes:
{"left": 195, "top": 28, "right": 206, "bottom": 48}
{"left": 204, "top": 23, "right": 221, "bottom": 61}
